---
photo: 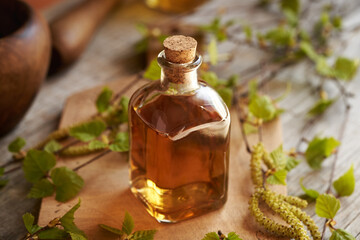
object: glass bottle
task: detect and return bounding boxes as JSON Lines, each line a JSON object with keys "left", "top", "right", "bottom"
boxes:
{"left": 129, "top": 35, "right": 231, "bottom": 223}
{"left": 144, "top": 0, "right": 207, "bottom": 13}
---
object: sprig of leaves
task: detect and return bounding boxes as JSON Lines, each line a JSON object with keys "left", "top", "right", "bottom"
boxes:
{"left": 99, "top": 212, "right": 157, "bottom": 240}
{"left": 202, "top": 231, "right": 242, "bottom": 240}
{"left": 22, "top": 199, "right": 87, "bottom": 240}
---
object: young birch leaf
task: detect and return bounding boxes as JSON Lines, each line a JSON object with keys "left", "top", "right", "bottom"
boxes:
{"left": 208, "top": 38, "right": 218, "bottom": 66}
{"left": 332, "top": 16, "right": 342, "bottom": 29}
{"left": 285, "top": 156, "right": 300, "bottom": 171}
{"left": 117, "top": 97, "right": 130, "bottom": 123}
{"left": 267, "top": 169, "right": 287, "bottom": 185}
{"left": 69, "top": 232, "right": 87, "bottom": 240}
{"left": 0, "top": 167, "right": 8, "bottom": 188}
{"left": 60, "top": 199, "right": 86, "bottom": 237}
{"left": 69, "top": 120, "right": 107, "bottom": 142}
{"left": 305, "top": 137, "right": 340, "bottom": 169}
{"left": 38, "top": 228, "right": 68, "bottom": 239}
{"left": 143, "top": 59, "right": 161, "bottom": 81}
{"left": 99, "top": 224, "right": 124, "bottom": 236}
{"left": 300, "top": 41, "right": 320, "bottom": 61}
{"left": 308, "top": 98, "right": 336, "bottom": 116}
{"left": 8, "top": 137, "right": 26, "bottom": 153}
{"left": 109, "top": 132, "right": 129, "bottom": 152}
{"left": 51, "top": 167, "right": 84, "bottom": 202}
{"left": 249, "top": 95, "right": 277, "bottom": 121}
{"left": 96, "top": 87, "right": 113, "bottom": 113}
{"left": 243, "top": 25, "right": 252, "bottom": 41}
{"left": 332, "top": 57, "right": 359, "bottom": 81}
{"left": 202, "top": 232, "right": 220, "bottom": 240}
{"left": 23, "top": 213, "right": 36, "bottom": 233}
{"left": 270, "top": 145, "right": 287, "bottom": 170}
{"left": 280, "top": 0, "right": 299, "bottom": 15}
{"left": 300, "top": 178, "right": 319, "bottom": 200}
{"left": 27, "top": 179, "right": 55, "bottom": 199}
{"left": 23, "top": 150, "right": 56, "bottom": 183}
{"left": 88, "top": 140, "right": 108, "bottom": 150}
{"left": 330, "top": 229, "right": 356, "bottom": 240}
{"left": 44, "top": 140, "right": 62, "bottom": 153}
{"left": 216, "top": 87, "right": 233, "bottom": 108}
{"left": 333, "top": 164, "right": 355, "bottom": 197}
{"left": 226, "top": 232, "right": 242, "bottom": 240}
{"left": 130, "top": 230, "right": 157, "bottom": 240}
{"left": 315, "top": 194, "right": 340, "bottom": 219}
{"left": 201, "top": 71, "right": 219, "bottom": 87}
{"left": 121, "top": 211, "right": 134, "bottom": 235}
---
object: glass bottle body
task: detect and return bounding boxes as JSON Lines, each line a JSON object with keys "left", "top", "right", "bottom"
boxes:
{"left": 128, "top": 53, "right": 230, "bottom": 223}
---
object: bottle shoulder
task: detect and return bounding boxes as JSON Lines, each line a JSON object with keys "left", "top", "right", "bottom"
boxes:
{"left": 129, "top": 81, "right": 230, "bottom": 137}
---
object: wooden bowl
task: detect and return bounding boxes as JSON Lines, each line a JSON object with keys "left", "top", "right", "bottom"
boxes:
{"left": 0, "top": 0, "right": 51, "bottom": 136}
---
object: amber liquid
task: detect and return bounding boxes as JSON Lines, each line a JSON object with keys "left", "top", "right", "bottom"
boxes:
{"left": 145, "top": 0, "right": 207, "bottom": 13}
{"left": 129, "top": 82, "right": 230, "bottom": 222}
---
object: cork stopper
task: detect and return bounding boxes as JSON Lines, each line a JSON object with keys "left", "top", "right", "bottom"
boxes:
{"left": 163, "top": 35, "right": 197, "bottom": 63}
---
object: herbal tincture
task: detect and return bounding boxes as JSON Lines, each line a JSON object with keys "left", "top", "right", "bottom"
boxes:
{"left": 129, "top": 35, "right": 231, "bottom": 223}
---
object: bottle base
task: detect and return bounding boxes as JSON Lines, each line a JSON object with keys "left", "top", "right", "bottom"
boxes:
{"left": 130, "top": 178, "right": 227, "bottom": 223}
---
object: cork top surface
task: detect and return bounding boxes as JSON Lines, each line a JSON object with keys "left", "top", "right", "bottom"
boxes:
{"left": 163, "top": 35, "right": 197, "bottom": 64}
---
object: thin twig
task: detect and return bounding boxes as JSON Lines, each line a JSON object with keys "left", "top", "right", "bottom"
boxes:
{"left": 236, "top": 104, "right": 252, "bottom": 154}
{"left": 321, "top": 104, "right": 351, "bottom": 239}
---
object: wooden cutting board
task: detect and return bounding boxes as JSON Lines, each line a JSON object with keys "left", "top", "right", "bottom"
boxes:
{"left": 38, "top": 75, "right": 286, "bottom": 240}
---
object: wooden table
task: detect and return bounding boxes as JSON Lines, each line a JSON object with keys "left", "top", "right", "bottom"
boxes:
{"left": 1, "top": 0, "right": 360, "bottom": 239}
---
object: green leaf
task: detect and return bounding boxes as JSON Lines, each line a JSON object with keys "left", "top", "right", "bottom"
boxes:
{"left": 283, "top": 9, "right": 298, "bottom": 27}
{"left": 60, "top": 199, "right": 86, "bottom": 237}
{"left": 243, "top": 25, "right": 252, "bottom": 41}
{"left": 300, "top": 41, "right": 320, "bottom": 61}
{"left": 23, "top": 213, "right": 41, "bottom": 234}
{"left": 315, "top": 57, "right": 333, "bottom": 77}
{"left": 308, "top": 98, "right": 336, "bottom": 116}
{"left": 267, "top": 169, "right": 287, "bottom": 185}
{"left": 118, "top": 97, "right": 130, "bottom": 123}
{"left": 109, "top": 132, "right": 129, "bottom": 152}
{"left": 270, "top": 145, "right": 287, "bottom": 170}
{"left": 8, "top": 137, "right": 26, "bottom": 153}
{"left": 44, "top": 140, "right": 63, "bottom": 153}
{"left": 23, "top": 150, "right": 56, "bottom": 183}
{"left": 249, "top": 95, "right": 278, "bottom": 121}
{"left": 333, "top": 164, "right": 355, "bottom": 197}
{"left": 135, "top": 23, "right": 148, "bottom": 36}
{"left": 244, "top": 122, "right": 258, "bottom": 135}
{"left": 88, "top": 140, "right": 108, "bottom": 150}
{"left": 226, "top": 232, "right": 242, "bottom": 240}
{"left": 332, "top": 16, "right": 342, "bottom": 29}
{"left": 264, "top": 26, "right": 295, "bottom": 47}
{"left": 69, "top": 232, "right": 87, "bottom": 240}
{"left": 27, "top": 179, "right": 55, "bottom": 199}
{"left": 216, "top": 87, "right": 233, "bottom": 108}
{"left": 332, "top": 57, "right": 359, "bottom": 81}
{"left": 143, "top": 59, "right": 161, "bottom": 81}
{"left": 99, "top": 224, "right": 124, "bottom": 236}
{"left": 96, "top": 87, "right": 113, "bottom": 113}
{"left": 69, "top": 120, "right": 107, "bottom": 142}
{"left": 200, "top": 17, "right": 229, "bottom": 42}
{"left": 201, "top": 71, "right": 219, "bottom": 87}
{"left": 280, "top": 0, "right": 299, "bottom": 15}
{"left": 248, "top": 80, "right": 258, "bottom": 101}
{"left": 208, "top": 38, "right": 218, "bottom": 66}
{"left": 285, "top": 156, "right": 300, "bottom": 171}
{"left": 38, "top": 228, "right": 68, "bottom": 239}
{"left": 330, "top": 229, "right": 356, "bottom": 240}
{"left": 51, "top": 167, "right": 84, "bottom": 202}
{"left": 130, "top": 230, "right": 157, "bottom": 240}
{"left": 0, "top": 167, "right": 8, "bottom": 188}
{"left": 202, "top": 232, "right": 220, "bottom": 240}
{"left": 122, "top": 211, "right": 134, "bottom": 235}
{"left": 315, "top": 193, "right": 340, "bottom": 219}
{"left": 300, "top": 178, "right": 320, "bottom": 199}
{"left": 305, "top": 136, "right": 340, "bottom": 169}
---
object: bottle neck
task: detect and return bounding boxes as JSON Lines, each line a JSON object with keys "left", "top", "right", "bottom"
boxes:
{"left": 157, "top": 51, "right": 202, "bottom": 94}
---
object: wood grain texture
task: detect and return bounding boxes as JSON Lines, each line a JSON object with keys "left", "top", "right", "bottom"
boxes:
{"left": 1, "top": 0, "right": 360, "bottom": 239}
{"left": 38, "top": 75, "right": 286, "bottom": 239}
